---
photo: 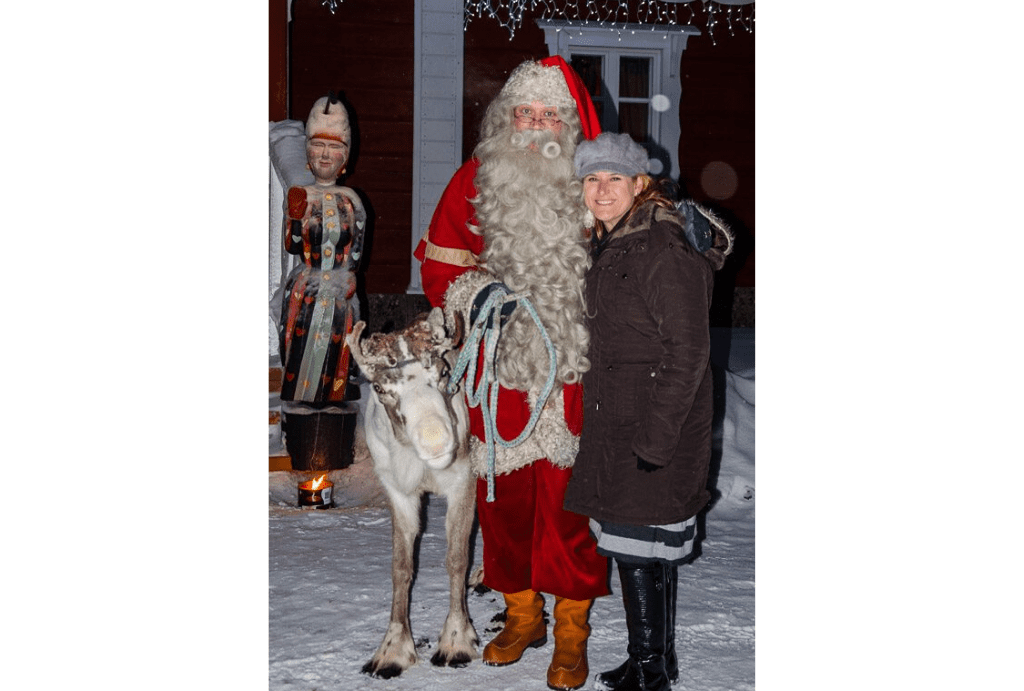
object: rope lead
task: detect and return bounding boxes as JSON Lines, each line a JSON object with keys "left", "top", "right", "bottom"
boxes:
{"left": 446, "top": 289, "right": 557, "bottom": 502}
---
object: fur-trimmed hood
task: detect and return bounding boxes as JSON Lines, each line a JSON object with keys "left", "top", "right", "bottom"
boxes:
{"left": 610, "top": 199, "right": 734, "bottom": 271}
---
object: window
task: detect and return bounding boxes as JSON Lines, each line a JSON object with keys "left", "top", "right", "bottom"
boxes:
{"left": 538, "top": 19, "right": 700, "bottom": 181}
{"left": 571, "top": 53, "right": 654, "bottom": 146}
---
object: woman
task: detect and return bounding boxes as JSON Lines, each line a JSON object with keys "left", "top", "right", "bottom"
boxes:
{"left": 563, "top": 133, "right": 733, "bottom": 691}
{"left": 278, "top": 94, "right": 366, "bottom": 467}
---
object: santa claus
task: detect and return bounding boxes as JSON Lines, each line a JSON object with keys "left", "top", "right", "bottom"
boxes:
{"left": 414, "top": 57, "right": 608, "bottom": 691}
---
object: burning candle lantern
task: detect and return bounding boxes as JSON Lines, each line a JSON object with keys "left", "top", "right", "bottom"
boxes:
{"left": 298, "top": 474, "right": 333, "bottom": 509}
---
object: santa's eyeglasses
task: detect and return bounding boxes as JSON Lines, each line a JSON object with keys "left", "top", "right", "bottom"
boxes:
{"left": 513, "top": 106, "right": 561, "bottom": 126}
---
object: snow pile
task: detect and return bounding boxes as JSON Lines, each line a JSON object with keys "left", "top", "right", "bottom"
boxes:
{"left": 715, "top": 366, "right": 755, "bottom": 507}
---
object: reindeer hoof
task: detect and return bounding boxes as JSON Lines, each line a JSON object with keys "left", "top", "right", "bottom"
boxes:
{"left": 430, "top": 650, "right": 472, "bottom": 668}
{"left": 361, "top": 661, "right": 405, "bottom": 679}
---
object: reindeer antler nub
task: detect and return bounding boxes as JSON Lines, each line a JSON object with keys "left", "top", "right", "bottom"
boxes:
{"left": 347, "top": 321, "right": 398, "bottom": 371}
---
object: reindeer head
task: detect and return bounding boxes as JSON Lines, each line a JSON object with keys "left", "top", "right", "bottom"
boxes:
{"left": 347, "top": 308, "right": 466, "bottom": 468}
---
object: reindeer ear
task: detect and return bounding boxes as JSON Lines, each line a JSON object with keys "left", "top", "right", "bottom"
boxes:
{"left": 345, "top": 321, "right": 368, "bottom": 372}
{"left": 346, "top": 321, "right": 367, "bottom": 353}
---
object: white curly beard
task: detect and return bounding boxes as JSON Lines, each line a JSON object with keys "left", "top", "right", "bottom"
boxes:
{"left": 471, "top": 127, "right": 592, "bottom": 391}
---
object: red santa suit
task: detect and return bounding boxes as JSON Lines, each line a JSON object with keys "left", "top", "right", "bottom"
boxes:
{"left": 414, "top": 57, "right": 608, "bottom": 602}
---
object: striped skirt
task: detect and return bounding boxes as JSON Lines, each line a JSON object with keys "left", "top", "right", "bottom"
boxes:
{"left": 590, "top": 516, "right": 697, "bottom": 566}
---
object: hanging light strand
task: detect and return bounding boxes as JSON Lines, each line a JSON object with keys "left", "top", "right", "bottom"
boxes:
{"left": 461, "top": 1, "right": 754, "bottom": 41}
{"left": 321, "top": 0, "right": 342, "bottom": 15}
{"left": 317, "top": 2, "right": 752, "bottom": 41}
{"left": 320, "top": 1, "right": 753, "bottom": 37}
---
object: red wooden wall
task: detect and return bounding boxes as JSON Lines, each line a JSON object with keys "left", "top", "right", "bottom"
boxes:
{"left": 284, "top": 0, "right": 416, "bottom": 294}
{"left": 461, "top": 12, "right": 754, "bottom": 289}
{"left": 462, "top": 19, "right": 549, "bottom": 162}
{"left": 272, "top": 1, "right": 753, "bottom": 294}
{"left": 678, "top": 27, "right": 755, "bottom": 288}
{"left": 269, "top": 0, "right": 287, "bottom": 122}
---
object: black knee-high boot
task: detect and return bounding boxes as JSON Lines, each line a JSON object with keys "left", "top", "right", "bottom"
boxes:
{"left": 663, "top": 563, "right": 678, "bottom": 683}
{"left": 595, "top": 562, "right": 671, "bottom": 691}
{"left": 597, "top": 562, "right": 678, "bottom": 691}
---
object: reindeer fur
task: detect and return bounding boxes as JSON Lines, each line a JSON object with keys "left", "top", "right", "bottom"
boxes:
{"left": 347, "top": 308, "right": 478, "bottom": 679}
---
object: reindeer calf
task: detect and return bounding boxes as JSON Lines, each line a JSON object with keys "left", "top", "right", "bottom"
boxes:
{"left": 347, "top": 308, "right": 478, "bottom": 679}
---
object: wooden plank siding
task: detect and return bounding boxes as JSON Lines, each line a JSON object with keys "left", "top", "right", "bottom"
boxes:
{"left": 288, "top": 0, "right": 416, "bottom": 294}
{"left": 460, "top": 10, "right": 753, "bottom": 290}
{"left": 462, "top": 18, "right": 549, "bottom": 161}
{"left": 677, "top": 30, "right": 755, "bottom": 288}
{"left": 280, "top": 1, "right": 752, "bottom": 293}
{"left": 269, "top": 0, "right": 287, "bottom": 121}
{"left": 409, "top": 0, "right": 464, "bottom": 294}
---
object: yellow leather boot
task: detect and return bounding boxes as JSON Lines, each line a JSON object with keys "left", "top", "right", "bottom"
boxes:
{"left": 482, "top": 589, "right": 547, "bottom": 666}
{"left": 547, "top": 597, "right": 593, "bottom": 691}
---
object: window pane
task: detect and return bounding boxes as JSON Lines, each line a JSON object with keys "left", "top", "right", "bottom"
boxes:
{"left": 619, "top": 57, "right": 650, "bottom": 98}
{"left": 570, "top": 54, "right": 604, "bottom": 98}
{"left": 619, "top": 103, "right": 649, "bottom": 142}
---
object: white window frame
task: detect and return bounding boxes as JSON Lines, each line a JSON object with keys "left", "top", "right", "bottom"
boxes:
{"left": 572, "top": 49, "right": 663, "bottom": 149}
{"left": 537, "top": 19, "right": 700, "bottom": 182}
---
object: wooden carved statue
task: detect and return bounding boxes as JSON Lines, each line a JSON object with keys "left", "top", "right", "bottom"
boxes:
{"left": 278, "top": 94, "right": 366, "bottom": 468}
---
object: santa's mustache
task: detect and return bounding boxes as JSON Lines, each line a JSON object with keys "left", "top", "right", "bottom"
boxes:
{"left": 509, "top": 128, "right": 562, "bottom": 160}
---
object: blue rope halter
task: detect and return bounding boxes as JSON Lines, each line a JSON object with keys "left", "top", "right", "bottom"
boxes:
{"left": 446, "top": 289, "right": 557, "bottom": 502}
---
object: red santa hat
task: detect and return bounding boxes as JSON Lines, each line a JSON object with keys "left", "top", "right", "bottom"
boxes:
{"left": 499, "top": 57, "right": 602, "bottom": 141}
{"left": 305, "top": 95, "right": 351, "bottom": 143}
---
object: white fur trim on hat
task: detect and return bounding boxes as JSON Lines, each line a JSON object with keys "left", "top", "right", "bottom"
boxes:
{"left": 499, "top": 60, "right": 575, "bottom": 111}
{"left": 306, "top": 96, "right": 351, "bottom": 142}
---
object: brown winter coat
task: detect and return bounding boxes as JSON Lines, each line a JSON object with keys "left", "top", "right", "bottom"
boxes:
{"left": 564, "top": 200, "right": 731, "bottom": 526}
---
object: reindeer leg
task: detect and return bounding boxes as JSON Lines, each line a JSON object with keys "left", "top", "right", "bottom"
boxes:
{"left": 431, "top": 469, "right": 480, "bottom": 667}
{"left": 362, "top": 489, "right": 421, "bottom": 678}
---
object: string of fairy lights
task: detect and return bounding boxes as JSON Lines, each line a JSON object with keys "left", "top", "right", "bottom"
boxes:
{"left": 466, "top": 1, "right": 754, "bottom": 42}
{"left": 319, "top": 1, "right": 755, "bottom": 44}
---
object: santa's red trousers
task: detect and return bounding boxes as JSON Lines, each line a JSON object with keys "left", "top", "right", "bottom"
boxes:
{"left": 476, "top": 460, "right": 610, "bottom": 600}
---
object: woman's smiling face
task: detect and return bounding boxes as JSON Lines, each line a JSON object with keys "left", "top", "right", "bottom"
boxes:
{"left": 583, "top": 171, "right": 645, "bottom": 228}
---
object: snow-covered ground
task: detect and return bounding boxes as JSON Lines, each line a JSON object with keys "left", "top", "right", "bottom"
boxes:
{"left": 269, "top": 330, "right": 755, "bottom": 690}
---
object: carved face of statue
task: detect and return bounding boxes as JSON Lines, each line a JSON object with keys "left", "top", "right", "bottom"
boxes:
{"left": 306, "top": 136, "right": 349, "bottom": 184}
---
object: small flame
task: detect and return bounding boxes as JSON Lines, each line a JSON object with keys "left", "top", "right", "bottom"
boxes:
{"left": 311, "top": 474, "right": 327, "bottom": 490}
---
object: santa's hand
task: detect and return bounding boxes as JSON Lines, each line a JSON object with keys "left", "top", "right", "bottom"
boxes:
{"left": 470, "top": 282, "right": 516, "bottom": 328}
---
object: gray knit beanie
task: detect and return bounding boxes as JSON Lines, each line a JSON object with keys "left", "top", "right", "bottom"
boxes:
{"left": 574, "top": 132, "right": 649, "bottom": 177}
